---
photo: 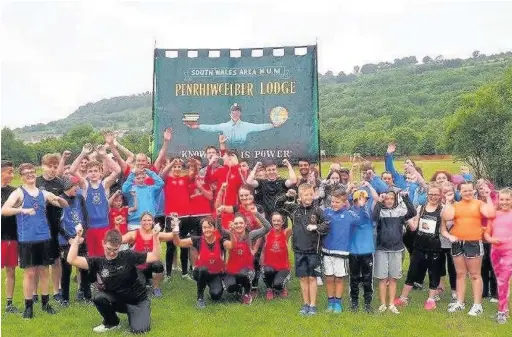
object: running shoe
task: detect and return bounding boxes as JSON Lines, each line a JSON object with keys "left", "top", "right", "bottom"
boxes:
{"left": 468, "top": 304, "right": 483, "bottom": 317}
{"left": 448, "top": 302, "right": 465, "bottom": 313}
{"left": 242, "top": 294, "right": 253, "bottom": 305}
{"left": 333, "top": 300, "right": 343, "bottom": 314}
{"left": 299, "top": 304, "right": 310, "bottom": 315}
{"left": 280, "top": 288, "right": 288, "bottom": 298}
{"left": 60, "top": 300, "right": 70, "bottom": 308}
{"left": 181, "top": 274, "right": 193, "bottom": 281}
{"left": 307, "top": 306, "right": 318, "bottom": 316}
{"left": 424, "top": 298, "right": 436, "bottom": 311}
{"left": 394, "top": 296, "right": 409, "bottom": 306}
{"left": 413, "top": 282, "right": 424, "bottom": 290}
{"left": 388, "top": 305, "right": 400, "bottom": 314}
{"left": 5, "top": 304, "right": 20, "bottom": 313}
{"left": 172, "top": 265, "right": 182, "bottom": 271}
{"left": 266, "top": 289, "right": 274, "bottom": 301}
{"left": 490, "top": 297, "right": 499, "bottom": 303}
{"left": 153, "top": 288, "right": 163, "bottom": 298}
{"left": 42, "top": 303, "right": 57, "bottom": 314}
{"left": 93, "top": 324, "right": 121, "bottom": 333}
{"left": 350, "top": 301, "right": 359, "bottom": 312}
{"left": 326, "top": 298, "right": 335, "bottom": 312}
{"left": 378, "top": 304, "right": 387, "bottom": 313}
{"left": 364, "top": 303, "right": 374, "bottom": 314}
{"left": 316, "top": 277, "right": 323, "bottom": 286}
{"left": 22, "top": 306, "right": 34, "bottom": 319}
{"left": 197, "top": 298, "right": 206, "bottom": 309}
{"left": 496, "top": 312, "right": 507, "bottom": 324}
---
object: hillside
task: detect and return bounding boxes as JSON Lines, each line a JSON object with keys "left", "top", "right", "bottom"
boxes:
{"left": 13, "top": 52, "right": 512, "bottom": 156}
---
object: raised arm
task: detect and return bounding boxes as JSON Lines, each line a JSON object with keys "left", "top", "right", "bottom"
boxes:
{"left": 114, "top": 139, "right": 135, "bottom": 165}
{"left": 145, "top": 224, "right": 162, "bottom": 263}
{"left": 70, "top": 144, "right": 93, "bottom": 179}
{"left": 154, "top": 128, "right": 172, "bottom": 171}
{"left": 108, "top": 190, "right": 122, "bottom": 206}
{"left": 219, "top": 134, "right": 228, "bottom": 156}
{"left": 385, "top": 143, "right": 406, "bottom": 189}
{"left": 214, "top": 183, "right": 228, "bottom": 210}
{"left": 283, "top": 159, "right": 297, "bottom": 188}
{"left": 67, "top": 234, "right": 89, "bottom": 270}
{"left": 246, "top": 162, "right": 261, "bottom": 188}
{"left": 41, "top": 191, "right": 69, "bottom": 208}
{"left": 402, "top": 194, "right": 417, "bottom": 221}
{"left": 159, "top": 159, "right": 177, "bottom": 180}
{"left": 248, "top": 211, "right": 272, "bottom": 241}
{"left": 57, "top": 150, "right": 72, "bottom": 177}
{"left": 104, "top": 132, "right": 130, "bottom": 174}
{"left": 97, "top": 145, "right": 121, "bottom": 191}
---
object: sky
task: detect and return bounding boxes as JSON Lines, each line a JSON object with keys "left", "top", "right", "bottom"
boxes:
{"left": 1, "top": 0, "right": 511, "bottom": 128}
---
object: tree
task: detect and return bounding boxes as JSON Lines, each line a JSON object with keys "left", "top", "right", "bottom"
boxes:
{"left": 472, "top": 50, "right": 480, "bottom": 59}
{"left": 445, "top": 67, "right": 512, "bottom": 187}
{"left": 360, "top": 63, "right": 378, "bottom": 74}
{"left": 422, "top": 56, "right": 433, "bottom": 64}
{"left": 435, "top": 55, "right": 444, "bottom": 62}
{"left": 1, "top": 128, "right": 36, "bottom": 164}
{"left": 352, "top": 65, "right": 360, "bottom": 74}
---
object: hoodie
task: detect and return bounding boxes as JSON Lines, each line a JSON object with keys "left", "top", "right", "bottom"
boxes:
{"left": 384, "top": 153, "right": 419, "bottom": 201}
{"left": 349, "top": 203, "right": 374, "bottom": 255}
{"left": 322, "top": 206, "right": 361, "bottom": 256}
{"left": 58, "top": 193, "right": 88, "bottom": 246}
{"left": 122, "top": 170, "right": 164, "bottom": 225}
{"left": 373, "top": 193, "right": 416, "bottom": 251}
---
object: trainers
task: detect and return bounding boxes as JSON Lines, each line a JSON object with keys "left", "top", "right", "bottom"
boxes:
{"left": 153, "top": 288, "right": 163, "bottom": 298}
{"left": 42, "top": 303, "right": 57, "bottom": 315}
{"left": 5, "top": 304, "right": 20, "bottom": 313}
{"left": 181, "top": 274, "right": 193, "bottom": 281}
{"left": 496, "top": 312, "right": 507, "bottom": 324}
{"left": 92, "top": 323, "right": 121, "bottom": 333}
{"left": 378, "top": 304, "right": 387, "bottom": 313}
{"left": 413, "top": 282, "right": 423, "bottom": 290}
{"left": 350, "top": 301, "right": 359, "bottom": 312}
{"left": 333, "top": 300, "right": 343, "bottom": 314}
{"left": 22, "top": 306, "right": 34, "bottom": 319}
{"left": 242, "top": 294, "right": 253, "bottom": 305}
{"left": 280, "top": 288, "right": 288, "bottom": 298}
{"left": 316, "top": 277, "right": 323, "bottom": 286}
{"left": 76, "top": 291, "right": 85, "bottom": 302}
{"left": 490, "top": 297, "right": 499, "bottom": 304}
{"left": 197, "top": 298, "right": 206, "bottom": 309}
{"left": 448, "top": 302, "right": 465, "bottom": 313}
{"left": 299, "top": 304, "right": 310, "bottom": 315}
{"left": 424, "top": 298, "right": 436, "bottom": 311}
{"left": 307, "top": 306, "right": 318, "bottom": 316}
{"left": 364, "top": 303, "right": 374, "bottom": 314}
{"left": 468, "top": 304, "right": 483, "bottom": 317}
{"left": 388, "top": 305, "right": 400, "bottom": 314}
{"left": 172, "top": 265, "right": 181, "bottom": 271}
{"left": 266, "top": 289, "right": 274, "bottom": 301}
{"left": 60, "top": 300, "right": 70, "bottom": 308}
{"left": 394, "top": 296, "right": 409, "bottom": 306}
{"left": 326, "top": 298, "right": 335, "bottom": 312}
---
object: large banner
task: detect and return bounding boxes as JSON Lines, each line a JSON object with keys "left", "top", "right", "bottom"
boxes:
{"left": 152, "top": 45, "right": 319, "bottom": 164}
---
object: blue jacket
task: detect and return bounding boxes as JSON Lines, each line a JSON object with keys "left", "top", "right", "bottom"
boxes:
{"left": 384, "top": 153, "right": 419, "bottom": 201}
{"left": 322, "top": 207, "right": 360, "bottom": 256}
{"left": 349, "top": 204, "right": 374, "bottom": 255}
{"left": 122, "top": 170, "right": 164, "bottom": 224}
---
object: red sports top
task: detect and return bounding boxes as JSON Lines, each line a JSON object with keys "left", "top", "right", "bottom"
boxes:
{"left": 262, "top": 228, "right": 289, "bottom": 271}
{"left": 109, "top": 207, "right": 128, "bottom": 235}
{"left": 188, "top": 176, "right": 213, "bottom": 216}
{"left": 164, "top": 175, "right": 193, "bottom": 216}
{"left": 132, "top": 229, "right": 152, "bottom": 270}
{"left": 205, "top": 164, "right": 244, "bottom": 207}
{"left": 195, "top": 237, "right": 225, "bottom": 274}
{"left": 226, "top": 236, "right": 254, "bottom": 274}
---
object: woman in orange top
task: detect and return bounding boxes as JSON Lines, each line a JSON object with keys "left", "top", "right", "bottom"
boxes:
{"left": 442, "top": 181, "right": 495, "bottom": 316}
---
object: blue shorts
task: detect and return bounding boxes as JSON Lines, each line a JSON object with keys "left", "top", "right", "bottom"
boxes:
{"left": 294, "top": 252, "right": 320, "bottom": 278}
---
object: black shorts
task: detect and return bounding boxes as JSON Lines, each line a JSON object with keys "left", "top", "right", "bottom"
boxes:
{"left": 19, "top": 240, "right": 55, "bottom": 269}
{"left": 294, "top": 252, "right": 320, "bottom": 278}
{"left": 451, "top": 240, "right": 484, "bottom": 258}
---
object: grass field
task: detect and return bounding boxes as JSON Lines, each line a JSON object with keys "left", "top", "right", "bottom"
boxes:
{"left": 3, "top": 159, "right": 510, "bottom": 337}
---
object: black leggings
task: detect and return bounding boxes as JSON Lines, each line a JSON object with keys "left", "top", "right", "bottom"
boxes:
{"left": 252, "top": 246, "right": 263, "bottom": 289}
{"left": 93, "top": 291, "right": 151, "bottom": 334}
{"left": 349, "top": 254, "right": 373, "bottom": 304}
{"left": 192, "top": 267, "right": 223, "bottom": 301}
{"left": 140, "top": 262, "right": 164, "bottom": 284}
{"left": 405, "top": 250, "right": 442, "bottom": 290}
{"left": 262, "top": 266, "right": 290, "bottom": 291}
{"left": 224, "top": 269, "right": 255, "bottom": 295}
{"left": 481, "top": 243, "right": 497, "bottom": 298}
{"left": 165, "top": 216, "right": 199, "bottom": 276}
{"left": 60, "top": 245, "right": 90, "bottom": 301}
{"left": 439, "top": 248, "right": 456, "bottom": 291}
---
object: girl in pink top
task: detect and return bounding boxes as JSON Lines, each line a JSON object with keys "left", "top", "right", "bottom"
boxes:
{"left": 484, "top": 188, "right": 512, "bottom": 324}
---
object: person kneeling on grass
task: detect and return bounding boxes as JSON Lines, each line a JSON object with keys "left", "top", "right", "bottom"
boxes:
{"left": 67, "top": 227, "right": 161, "bottom": 334}
{"left": 121, "top": 212, "right": 174, "bottom": 298}
{"left": 372, "top": 190, "right": 416, "bottom": 314}
{"left": 172, "top": 216, "right": 226, "bottom": 309}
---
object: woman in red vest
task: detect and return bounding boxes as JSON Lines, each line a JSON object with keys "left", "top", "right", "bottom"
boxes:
{"left": 172, "top": 216, "right": 226, "bottom": 309}
{"left": 262, "top": 212, "right": 292, "bottom": 300}
{"left": 121, "top": 212, "right": 174, "bottom": 298}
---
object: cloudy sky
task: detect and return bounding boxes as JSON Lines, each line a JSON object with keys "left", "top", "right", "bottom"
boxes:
{"left": 1, "top": 0, "right": 511, "bottom": 128}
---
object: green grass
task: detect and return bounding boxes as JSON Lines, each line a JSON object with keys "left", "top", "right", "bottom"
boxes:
{"left": 4, "top": 159, "right": 507, "bottom": 337}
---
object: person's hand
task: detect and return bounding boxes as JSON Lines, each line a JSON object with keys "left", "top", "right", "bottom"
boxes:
{"left": 254, "top": 161, "right": 262, "bottom": 170}
{"left": 62, "top": 150, "right": 72, "bottom": 159}
{"left": 248, "top": 205, "right": 258, "bottom": 214}
{"left": 218, "top": 134, "right": 228, "bottom": 144}
{"left": 209, "top": 154, "right": 219, "bottom": 166}
{"left": 114, "top": 215, "right": 124, "bottom": 225}
{"left": 82, "top": 143, "right": 93, "bottom": 154}
{"left": 447, "top": 234, "right": 458, "bottom": 243}
{"left": 282, "top": 159, "right": 291, "bottom": 168}
{"left": 183, "top": 121, "right": 199, "bottom": 129}
{"left": 306, "top": 224, "right": 318, "bottom": 231}
{"left": 387, "top": 142, "right": 396, "bottom": 154}
{"left": 286, "top": 189, "right": 297, "bottom": 198}
{"left": 153, "top": 223, "right": 162, "bottom": 235}
{"left": 104, "top": 131, "right": 115, "bottom": 145}
{"left": 220, "top": 182, "right": 228, "bottom": 191}
{"left": 21, "top": 208, "right": 36, "bottom": 216}
{"left": 217, "top": 205, "right": 225, "bottom": 214}
{"left": 163, "top": 128, "right": 173, "bottom": 142}
{"left": 361, "top": 181, "right": 370, "bottom": 188}
{"left": 399, "top": 190, "right": 409, "bottom": 197}
{"left": 378, "top": 193, "right": 387, "bottom": 203}
{"left": 325, "top": 179, "right": 332, "bottom": 186}
{"left": 96, "top": 145, "right": 107, "bottom": 157}
{"left": 487, "top": 236, "right": 501, "bottom": 245}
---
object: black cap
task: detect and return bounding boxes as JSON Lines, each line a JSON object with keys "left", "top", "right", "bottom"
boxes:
{"left": 230, "top": 103, "right": 241, "bottom": 112}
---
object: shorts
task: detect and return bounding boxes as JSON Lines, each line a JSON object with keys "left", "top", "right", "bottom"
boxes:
{"left": 294, "top": 252, "right": 320, "bottom": 278}
{"left": 323, "top": 255, "right": 349, "bottom": 278}
{"left": 19, "top": 240, "right": 55, "bottom": 269}
{"left": 374, "top": 250, "right": 403, "bottom": 280}
{"left": 451, "top": 240, "right": 484, "bottom": 258}
{"left": 1, "top": 240, "right": 18, "bottom": 268}
{"left": 86, "top": 227, "right": 110, "bottom": 257}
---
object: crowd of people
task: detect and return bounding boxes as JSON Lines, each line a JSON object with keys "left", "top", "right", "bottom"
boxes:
{"left": 2, "top": 129, "right": 512, "bottom": 334}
